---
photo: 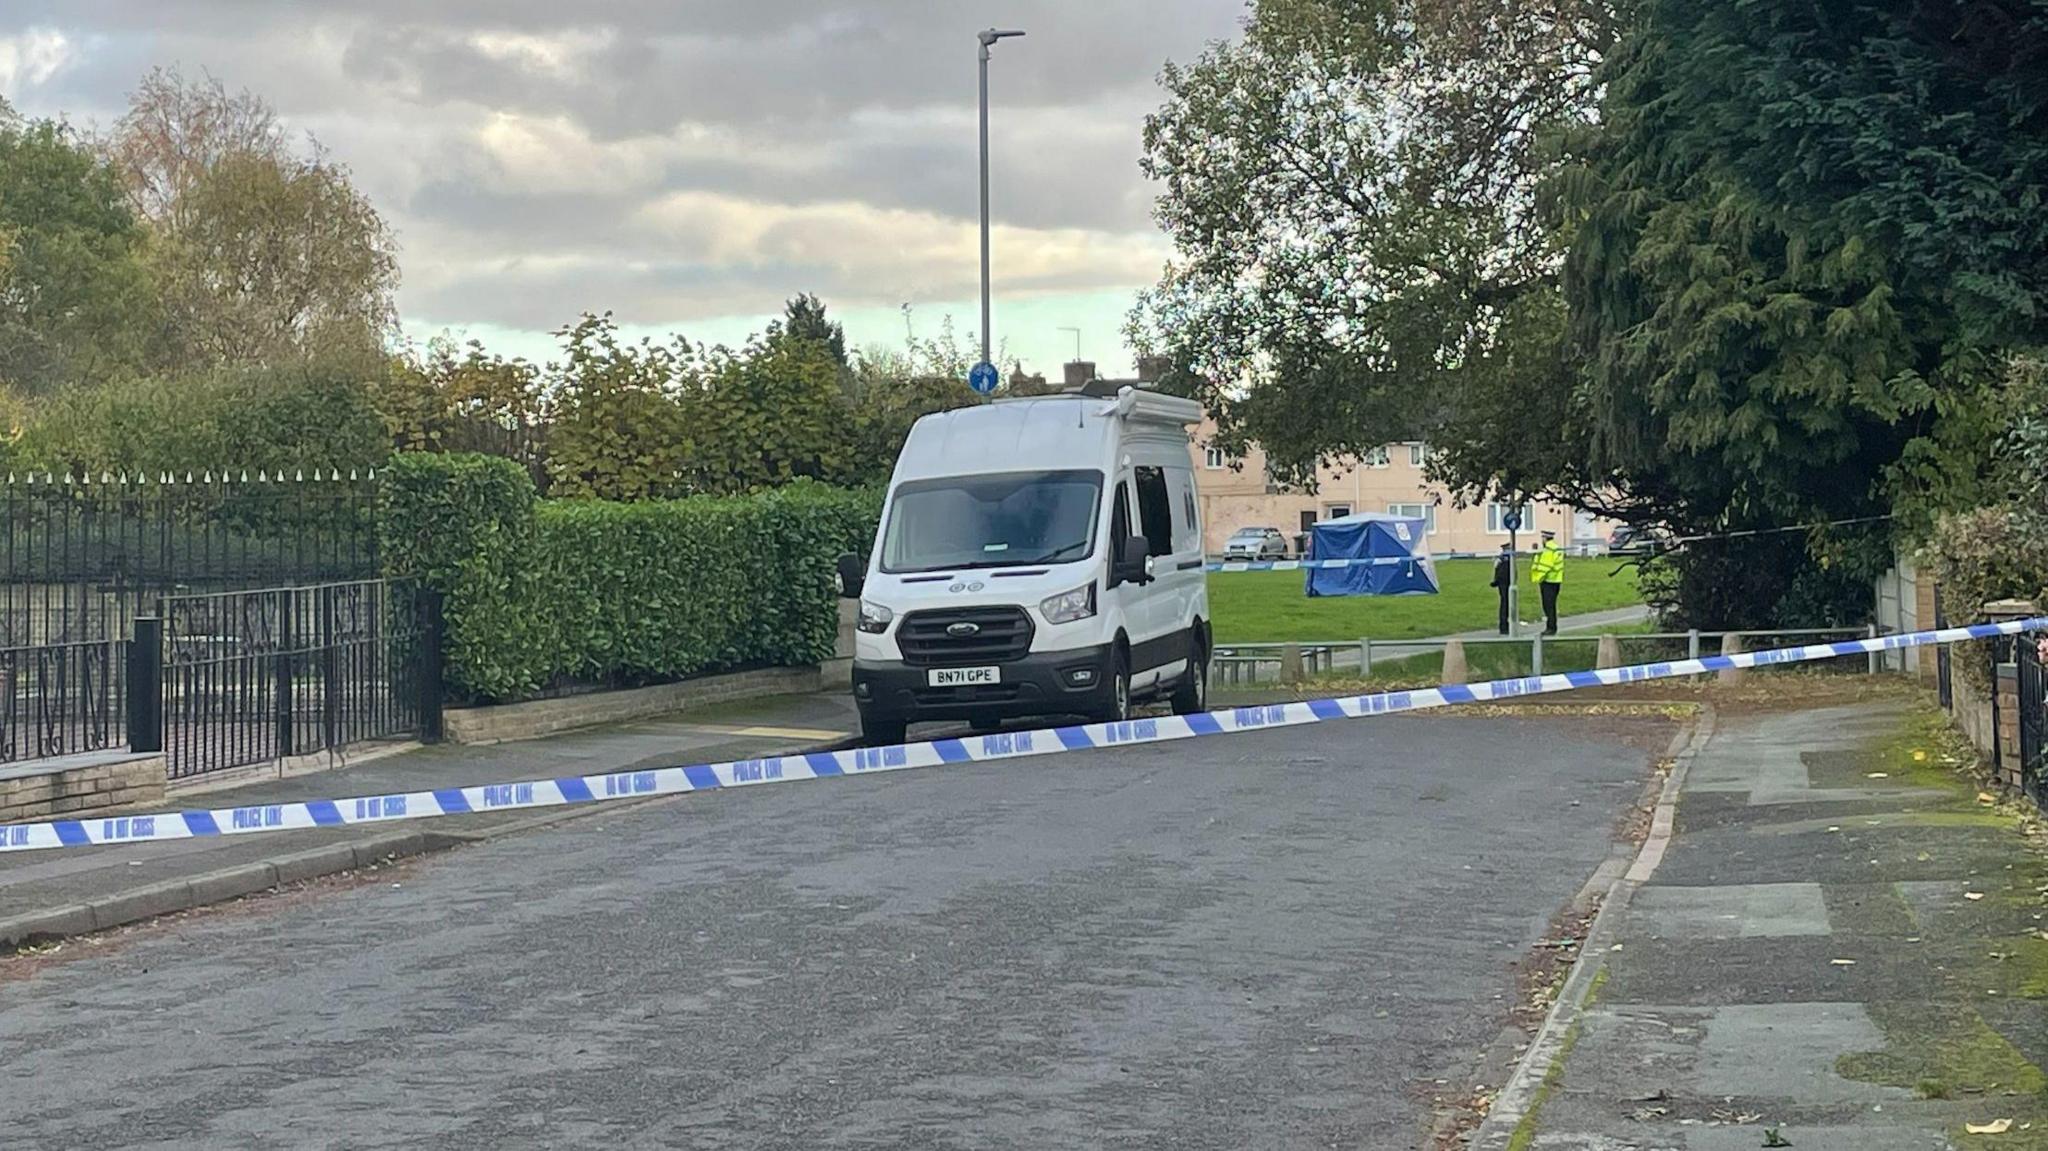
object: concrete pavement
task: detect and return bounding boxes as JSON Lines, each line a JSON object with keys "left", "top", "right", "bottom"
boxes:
{"left": 1476, "top": 693, "right": 2048, "bottom": 1149}
{"left": 0, "top": 710, "right": 1676, "bottom": 1149}
{"left": 0, "top": 692, "right": 863, "bottom": 947}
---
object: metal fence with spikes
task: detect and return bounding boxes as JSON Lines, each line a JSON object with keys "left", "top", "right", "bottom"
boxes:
{"left": 1, "top": 469, "right": 381, "bottom": 648}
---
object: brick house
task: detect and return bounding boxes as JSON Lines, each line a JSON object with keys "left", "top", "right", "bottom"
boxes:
{"left": 1185, "top": 419, "right": 1616, "bottom": 557}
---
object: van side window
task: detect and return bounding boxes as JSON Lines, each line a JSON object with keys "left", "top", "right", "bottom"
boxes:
{"left": 1111, "top": 482, "right": 1133, "bottom": 547}
{"left": 1134, "top": 466, "right": 1175, "bottom": 558}
{"left": 1172, "top": 468, "right": 1200, "bottom": 553}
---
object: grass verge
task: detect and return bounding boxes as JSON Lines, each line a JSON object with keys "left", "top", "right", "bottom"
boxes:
{"left": 1209, "top": 556, "right": 1641, "bottom": 644}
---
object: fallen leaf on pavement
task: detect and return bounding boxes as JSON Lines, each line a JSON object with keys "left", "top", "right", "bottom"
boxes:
{"left": 1867, "top": 772, "right": 1890, "bottom": 778}
{"left": 1831, "top": 958, "right": 1858, "bottom": 966}
{"left": 1966, "top": 892, "right": 1986, "bottom": 901}
{"left": 1965, "top": 1119, "right": 2012, "bottom": 1135}
{"left": 1979, "top": 792, "right": 1998, "bottom": 805}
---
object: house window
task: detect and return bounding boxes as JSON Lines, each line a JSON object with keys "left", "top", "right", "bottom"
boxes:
{"left": 1202, "top": 445, "right": 1226, "bottom": 470}
{"left": 1361, "top": 446, "right": 1390, "bottom": 469}
{"left": 1486, "top": 501, "right": 1532, "bottom": 535}
{"left": 1408, "top": 444, "right": 1427, "bottom": 468}
{"left": 1388, "top": 502, "right": 1437, "bottom": 534}
{"left": 1323, "top": 504, "right": 1352, "bottom": 520}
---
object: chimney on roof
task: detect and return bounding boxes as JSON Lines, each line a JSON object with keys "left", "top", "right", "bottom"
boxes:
{"left": 1063, "top": 360, "right": 1097, "bottom": 390}
{"left": 1136, "top": 355, "right": 1170, "bottom": 383}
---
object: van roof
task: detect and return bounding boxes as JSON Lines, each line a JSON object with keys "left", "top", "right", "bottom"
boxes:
{"left": 894, "top": 392, "right": 1199, "bottom": 482}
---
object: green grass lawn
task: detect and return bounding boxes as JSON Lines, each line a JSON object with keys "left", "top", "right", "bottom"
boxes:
{"left": 1208, "top": 556, "right": 1643, "bottom": 644}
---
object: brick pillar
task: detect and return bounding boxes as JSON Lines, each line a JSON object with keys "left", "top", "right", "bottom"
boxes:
{"left": 1996, "top": 664, "right": 2023, "bottom": 789}
{"left": 1983, "top": 600, "right": 2040, "bottom": 789}
{"left": 1914, "top": 576, "right": 1939, "bottom": 683}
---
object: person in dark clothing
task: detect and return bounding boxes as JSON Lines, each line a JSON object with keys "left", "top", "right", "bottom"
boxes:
{"left": 1490, "top": 542, "right": 1513, "bottom": 635}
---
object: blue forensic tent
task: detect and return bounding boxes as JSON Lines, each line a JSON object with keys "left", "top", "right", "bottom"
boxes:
{"left": 1304, "top": 513, "right": 1440, "bottom": 597}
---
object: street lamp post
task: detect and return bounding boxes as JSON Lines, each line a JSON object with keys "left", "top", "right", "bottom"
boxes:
{"left": 978, "top": 27, "right": 1025, "bottom": 371}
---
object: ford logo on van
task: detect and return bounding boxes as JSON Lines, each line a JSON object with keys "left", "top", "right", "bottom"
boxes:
{"left": 946, "top": 621, "right": 981, "bottom": 637}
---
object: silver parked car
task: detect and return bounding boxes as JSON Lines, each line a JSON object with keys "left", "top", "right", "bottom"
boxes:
{"left": 1223, "top": 525, "right": 1289, "bottom": 561}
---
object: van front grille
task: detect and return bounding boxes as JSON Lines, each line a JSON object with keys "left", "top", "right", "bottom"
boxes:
{"left": 897, "top": 607, "right": 1034, "bottom": 666}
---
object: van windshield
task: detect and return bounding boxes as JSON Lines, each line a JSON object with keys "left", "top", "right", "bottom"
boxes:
{"left": 882, "top": 470, "right": 1104, "bottom": 573}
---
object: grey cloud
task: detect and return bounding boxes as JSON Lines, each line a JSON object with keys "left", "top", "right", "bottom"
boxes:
{"left": 0, "top": 0, "right": 1241, "bottom": 334}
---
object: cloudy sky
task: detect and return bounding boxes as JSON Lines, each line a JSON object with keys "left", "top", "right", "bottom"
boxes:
{"left": 0, "top": 1, "right": 1247, "bottom": 375}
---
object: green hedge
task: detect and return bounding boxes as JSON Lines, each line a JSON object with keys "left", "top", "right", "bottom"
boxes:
{"left": 382, "top": 454, "right": 881, "bottom": 705}
{"left": 378, "top": 453, "right": 544, "bottom": 703}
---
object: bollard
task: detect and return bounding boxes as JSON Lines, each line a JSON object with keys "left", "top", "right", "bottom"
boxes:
{"left": 1280, "top": 643, "right": 1304, "bottom": 684}
{"left": 1442, "top": 639, "right": 1469, "bottom": 685}
{"left": 1359, "top": 637, "right": 1373, "bottom": 677}
{"left": 1866, "top": 622, "right": 1880, "bottom": 676}
{"left": 1596, "top": 633, "right": 1622, "bottom": 669}
{"left": 1532, "top": 632, "right": 1544, "bottom": 677}
{"left": 1718, "top": 631, "right": 1745, "bottom": 684}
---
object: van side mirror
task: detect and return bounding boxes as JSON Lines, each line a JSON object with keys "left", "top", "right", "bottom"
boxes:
{"left": 836, "top": 552, "right": 865, "bottom": 599}
{"left": 1112, "top": 537, "right": 1151, "bottom": 587}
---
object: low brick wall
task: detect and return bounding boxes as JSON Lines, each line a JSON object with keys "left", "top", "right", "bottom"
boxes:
{"left": 443, "top": 665, "right": 825, "bottom": 746}
{"left": 0, "top": 754, "right": 167, "bottom": 823}
{"left": 1952, "top": 668, "right": 1996, "bottom": 762}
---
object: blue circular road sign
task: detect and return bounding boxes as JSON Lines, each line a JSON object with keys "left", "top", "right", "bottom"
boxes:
{"left": 1503, "top": 510, "right": 1523, "bottom": 532}
{"left": 968, "top": 361, "right": 1000, "bottom": 395}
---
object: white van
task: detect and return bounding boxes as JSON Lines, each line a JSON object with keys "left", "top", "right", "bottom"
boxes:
{"left": 838, "top": 384, "right": 1211, "bottom": 745}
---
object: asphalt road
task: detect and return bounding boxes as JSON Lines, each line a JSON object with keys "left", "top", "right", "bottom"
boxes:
{"left": 0, "top": 713, "right": 1663, "bottom": 1149}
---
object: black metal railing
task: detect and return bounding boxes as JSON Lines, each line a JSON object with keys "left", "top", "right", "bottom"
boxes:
{"left": 2, "top": 471, "right": 380, "bottom": 648}
{"left": 1934, "top": 588, "right": 1952, "bottom": 709}
{"left": 0, "top": 638, "right": 127, "bottom": 763}
{"left": 150, "top": 580, "right": 437, "bottom": 778}
{"left": 2017, "top": 633, "right": 2045, "bottom": 809}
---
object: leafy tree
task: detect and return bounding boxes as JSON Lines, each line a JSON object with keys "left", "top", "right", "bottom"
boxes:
{"left": 1562, "top": 0, "right": 2048, "bottom": 535}
{"left": 1128, "top": 0, "right": 1611, "bottom": 491}
{"left": 377, "top": 337, "right": 545, "bottom": 471}
{"left": 9, "top": 361, "right": 387, "bottom": 478}
{"left": 0, "top": 115, "right": 156, "bottom": 393}
{"left": 1134, "top": 0, "right": 2046, "bottom": 625}
{"left": 104, "top": 68, "right": 397, "bottom": 369}
{"left": 693, "top": 332, "right": 852, "bottom": 494}
{"left": 767, "top": 292, "right": 847, "bottom": 367}
{"left": 544, "top": 314, "right": 696, "bottom": 501}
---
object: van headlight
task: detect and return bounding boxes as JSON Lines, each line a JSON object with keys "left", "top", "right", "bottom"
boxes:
{"left": 856, "top": 600, "right": 894, "bottom": 634}
{"left": 1039, "top": 583, "right": 1096, "bottom": 625}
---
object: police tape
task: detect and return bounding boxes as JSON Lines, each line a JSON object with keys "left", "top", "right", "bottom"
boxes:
{"left": 1206, "top": 557, "right": 1419, "bottom": 572}
{"left": 2, "top": 618, "right": 2041, "bottom": 854}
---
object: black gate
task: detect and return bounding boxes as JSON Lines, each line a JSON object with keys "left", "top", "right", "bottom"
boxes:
{"left": 150, "top": 580, "right": 438, "bottom": 778}
{"left": 2018, "top": 633, "right": 2046, "bottom": 809}
{"left": 0, "top": 638, "right": 126, "bottom": 763}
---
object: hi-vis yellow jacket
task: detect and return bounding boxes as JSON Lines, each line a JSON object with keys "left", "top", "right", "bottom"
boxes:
{"left": 1531, "top": 543, "right": 1566, "bottom": 584}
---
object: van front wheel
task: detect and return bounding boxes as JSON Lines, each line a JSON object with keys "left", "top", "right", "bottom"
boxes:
{"left": 1100, "top": 647, "right": 1132, "bottom": 724}
{"left": 1171, "top": 637, "right": 1208, "bottom": 715}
